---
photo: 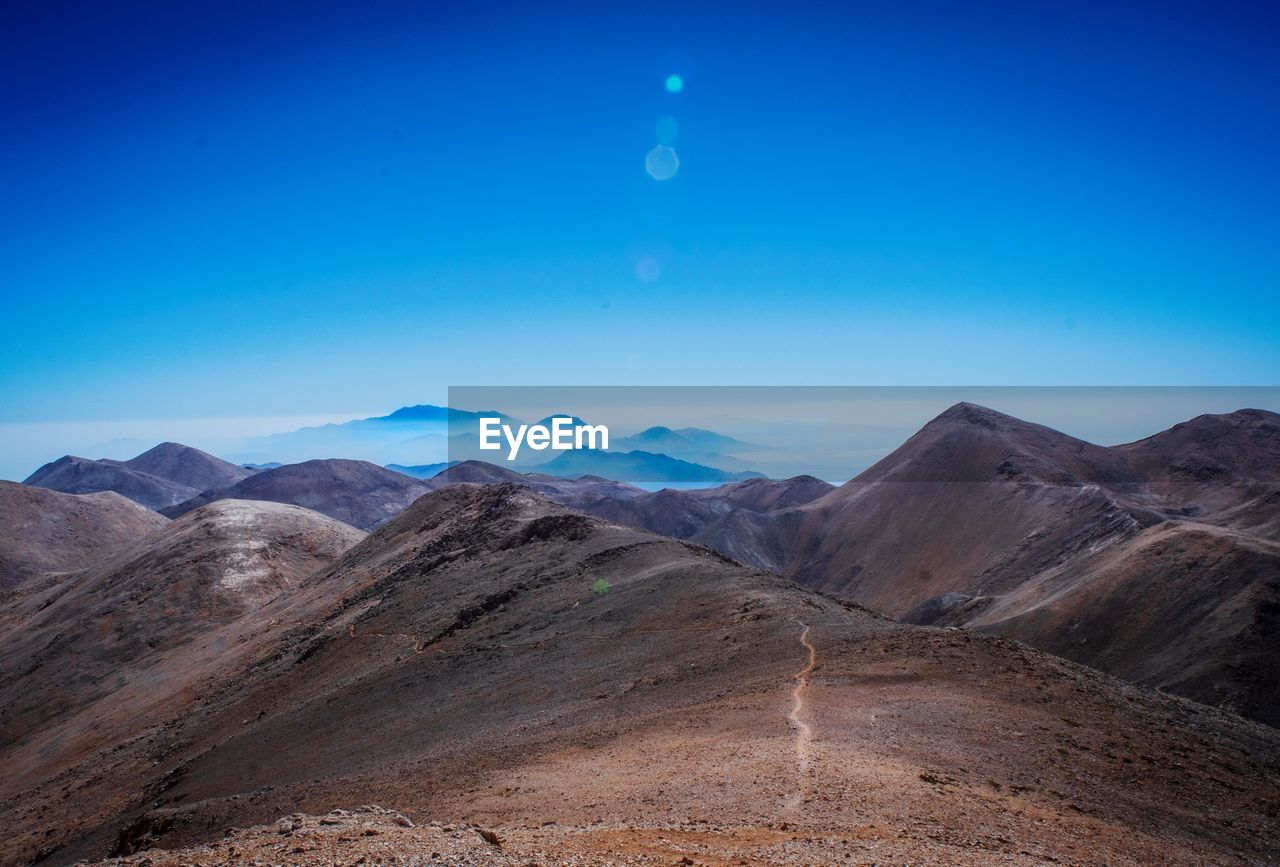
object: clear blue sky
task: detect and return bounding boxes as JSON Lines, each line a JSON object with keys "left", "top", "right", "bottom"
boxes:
{"left": 2, "top": 0, "right": 1278, "bottom": 432}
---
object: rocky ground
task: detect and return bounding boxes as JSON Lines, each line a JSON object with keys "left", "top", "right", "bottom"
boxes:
{"left": 4, "top": 486, "right": 1276, "bottom": 866}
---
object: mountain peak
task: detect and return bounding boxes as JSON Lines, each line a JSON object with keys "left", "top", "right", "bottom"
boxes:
{"left": 932, "top": 402, "right": 1026, "bottom": 429}
{"left": 123, "top": 441, "right": 252, "bottom": 492}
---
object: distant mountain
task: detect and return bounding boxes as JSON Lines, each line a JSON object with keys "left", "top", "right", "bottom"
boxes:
{"left": 607, "top": 426, "right": 763, "bottom": 470}
{"left": 672, "top": 426, "right": 766, "bottom": 453}
{"left": 424, "top": 459, "right": 538, "bottom": 488}
{"left": 232, "top": 405, "right": 519, "bottom": 466}
{"left": 24, "top": 456, "right": 197, "bottom": 511}
{"left": 232, "top": 406, "right": 767, "bottom": 473}
{"left": 24, "top": 443, "right": 253, "bottom": 512}
{"left": 612, "top": 425, "right": 761, "bottom": 455}
{"left": 0, "top": 481, "right": 168, "bottom": 587}
{"left": 122, "top": 442, "right": 254, "bottom": 491}
{"left": 162, "top": 459, "right": 433, "bottom": 531}
{"left": 412, "top": 460, "right": 647, "bottom": 507}
{"left": 567, "top": 474, "right": 833, "bottom": 563}
{"left": 703, "top": 474, "right": 834, "bottom": 511}
{"left": 386, "top": 461, "right": 457, "bottom": 479}
{"left": 535, "top": 449, "right": 764, "bottom": 483}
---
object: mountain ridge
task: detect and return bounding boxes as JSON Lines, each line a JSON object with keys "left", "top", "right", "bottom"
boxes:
{"left": 2, "top": 484, "right": 1277, "bottom": 864}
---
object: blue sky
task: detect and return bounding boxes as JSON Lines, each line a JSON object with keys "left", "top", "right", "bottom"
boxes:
{"left": 2, "top": 0, "right": 1278, "bottom": 449}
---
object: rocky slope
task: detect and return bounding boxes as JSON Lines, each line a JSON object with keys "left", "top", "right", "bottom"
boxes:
{"left": 0, "top": 481, "right": 169, "bottom": 588}
{"left": 0, "top": 499, "right": 364, "bottom": 791}
{"left": 2, "top": 486, "right": 1277, "bottom": 865}
{"left": 162, "top": 459, "right": 432, "bottom": 531}
{"left": 694, "top": 403, "right": 1280, "bottom": 726}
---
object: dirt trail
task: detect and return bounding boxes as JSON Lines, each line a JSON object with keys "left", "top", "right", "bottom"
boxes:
{"left": 785, "top": 621, "right": 817, "bottom": 811}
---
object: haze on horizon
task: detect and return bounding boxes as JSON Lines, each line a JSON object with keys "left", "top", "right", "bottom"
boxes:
{"left": 2, "top": 1, "right": 1277, "bottom": 462}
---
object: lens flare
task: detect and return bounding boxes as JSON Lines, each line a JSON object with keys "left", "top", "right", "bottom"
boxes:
{"left": 634, "top": 257, "right": 661, "bottom": 283}
{"left": 665, "top": 74, "right": 684, "bottom": 93}
{"left": 656, "top": 115, "right": 679, "bottom": 144}
{"left": 645, "top": 145, "right": 679, "bottom": 180}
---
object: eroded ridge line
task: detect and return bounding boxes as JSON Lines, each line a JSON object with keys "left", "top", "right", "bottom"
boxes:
{"left": 787, "top": 620, "right": 817, "bottom": 809}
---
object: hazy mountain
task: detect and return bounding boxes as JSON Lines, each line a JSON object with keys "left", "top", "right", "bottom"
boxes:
{"left": 230, "top": 405, "right": 769, "bottom": 475}
{"left": 2, "top": 485, "right": 1276, "bottom": 864}
{"left": 162, "top": 459, "right": 432, "bottom": 531}
{"left": 606, "top": 426, "right": 763, "bottom": 471}
{"left": 231, "top": 405, "right": 517, "bottom": 466}
{"left": 536, "top": 449, "right": 764, "bottom": 483}
{"left": 0, "top": 481, "right": 168, "bottom": 587}
{"left": 610, "top": 425, "right": 761, "bottom": 455}
{"left": 385, "top": 461, "right": 457, "bottom": 478}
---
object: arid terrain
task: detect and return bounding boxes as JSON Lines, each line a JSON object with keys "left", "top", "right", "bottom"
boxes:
{"left": 2, "top": 408, "right": 1279, "bottom": 864}
{"left": 0, "top": 482, "right": 169, "bottom": 589}
{"left": 161, "top": 458, "right": 434, "bottom": 531}
{"left": 567, "top": 405, "right": 1280, "bottom": 727}
{"left": 1, "top": 484, "right": 1278, "bottom": 865}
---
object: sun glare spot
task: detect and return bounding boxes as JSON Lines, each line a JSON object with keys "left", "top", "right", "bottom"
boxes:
{"left": 656, "top": 115, "right": 679, "bottom": 144}
{"left": 645, "top": 145, "right": 679, "bottom": 180}
{"left": 634, "top": 257, "right": 661, "bottom": 283}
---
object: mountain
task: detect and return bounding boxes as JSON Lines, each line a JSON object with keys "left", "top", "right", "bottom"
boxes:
{"left": 607, "top": 426, "right": 763, "bottom": 470}
{"left": 120, "top": 442, "right": 254, "bottom": 491}
{"left": 667, "top": 403, "right": 1280, "bottom": 726}
{"left": 0, "top": 481, "right": 168, "bottom": 588}
{"left": 1113, "top": 407, "right": 1280, "bottom": 537}
{"left": 567, "top": 474, "right": 833, "bottom": 556}
{"left": 536, "top": 449, "right": 764, "bottom": 483}
{"left": 917, "top": 520, "right": 1280, "bottom": 723}
{"left": 0, "top": 484, "right": 1276, "bottom": 864}
{"left": 701, "top": 474, "right": 834, "bottom": 511}
{"left": 424, "top": 458, "right": 534, "bottom": 487}
{"left": 412, "top": 460, "right": 647, "bottom": 508}
{"left": 231, "top": 405, "right": 518, "bottom": 467}
{"left": 0, "top": 500, "right": 364, "bottom": 818}
{"left": 25, "top": 455, "right": 200, "bottom": 511}
{"left": 23, "top": 443, "right": 252, "bottom": 511}
{"left": 385, "top": 461, "right": 457, "bottom": 478}
{"left": 162, "top": 459, "right": 432, "bottom": 531}
{"left": 611, "top": 425, "right": 761, "bottom": 455}
{"left": 1118, "top": 407, "right": 1280, "bottom": 486}
{"left": 672, "top": 426, "right": 764, "bottom": 453}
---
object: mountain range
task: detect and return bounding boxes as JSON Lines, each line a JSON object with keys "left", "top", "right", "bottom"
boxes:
{"left": 566, "top": 403, "right": 1280, "bottom": 725}
{"left": 1, "top": 484, "right": 1276, "bottom": 864}
{"left": 3, "top": 403, "right": 1280, "bottom": 862}
{"left": 24, "top": 443, "right": 253, "bottom": 510}
{"left": 224, "top": 405, "right": 770, "bottom": 481}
